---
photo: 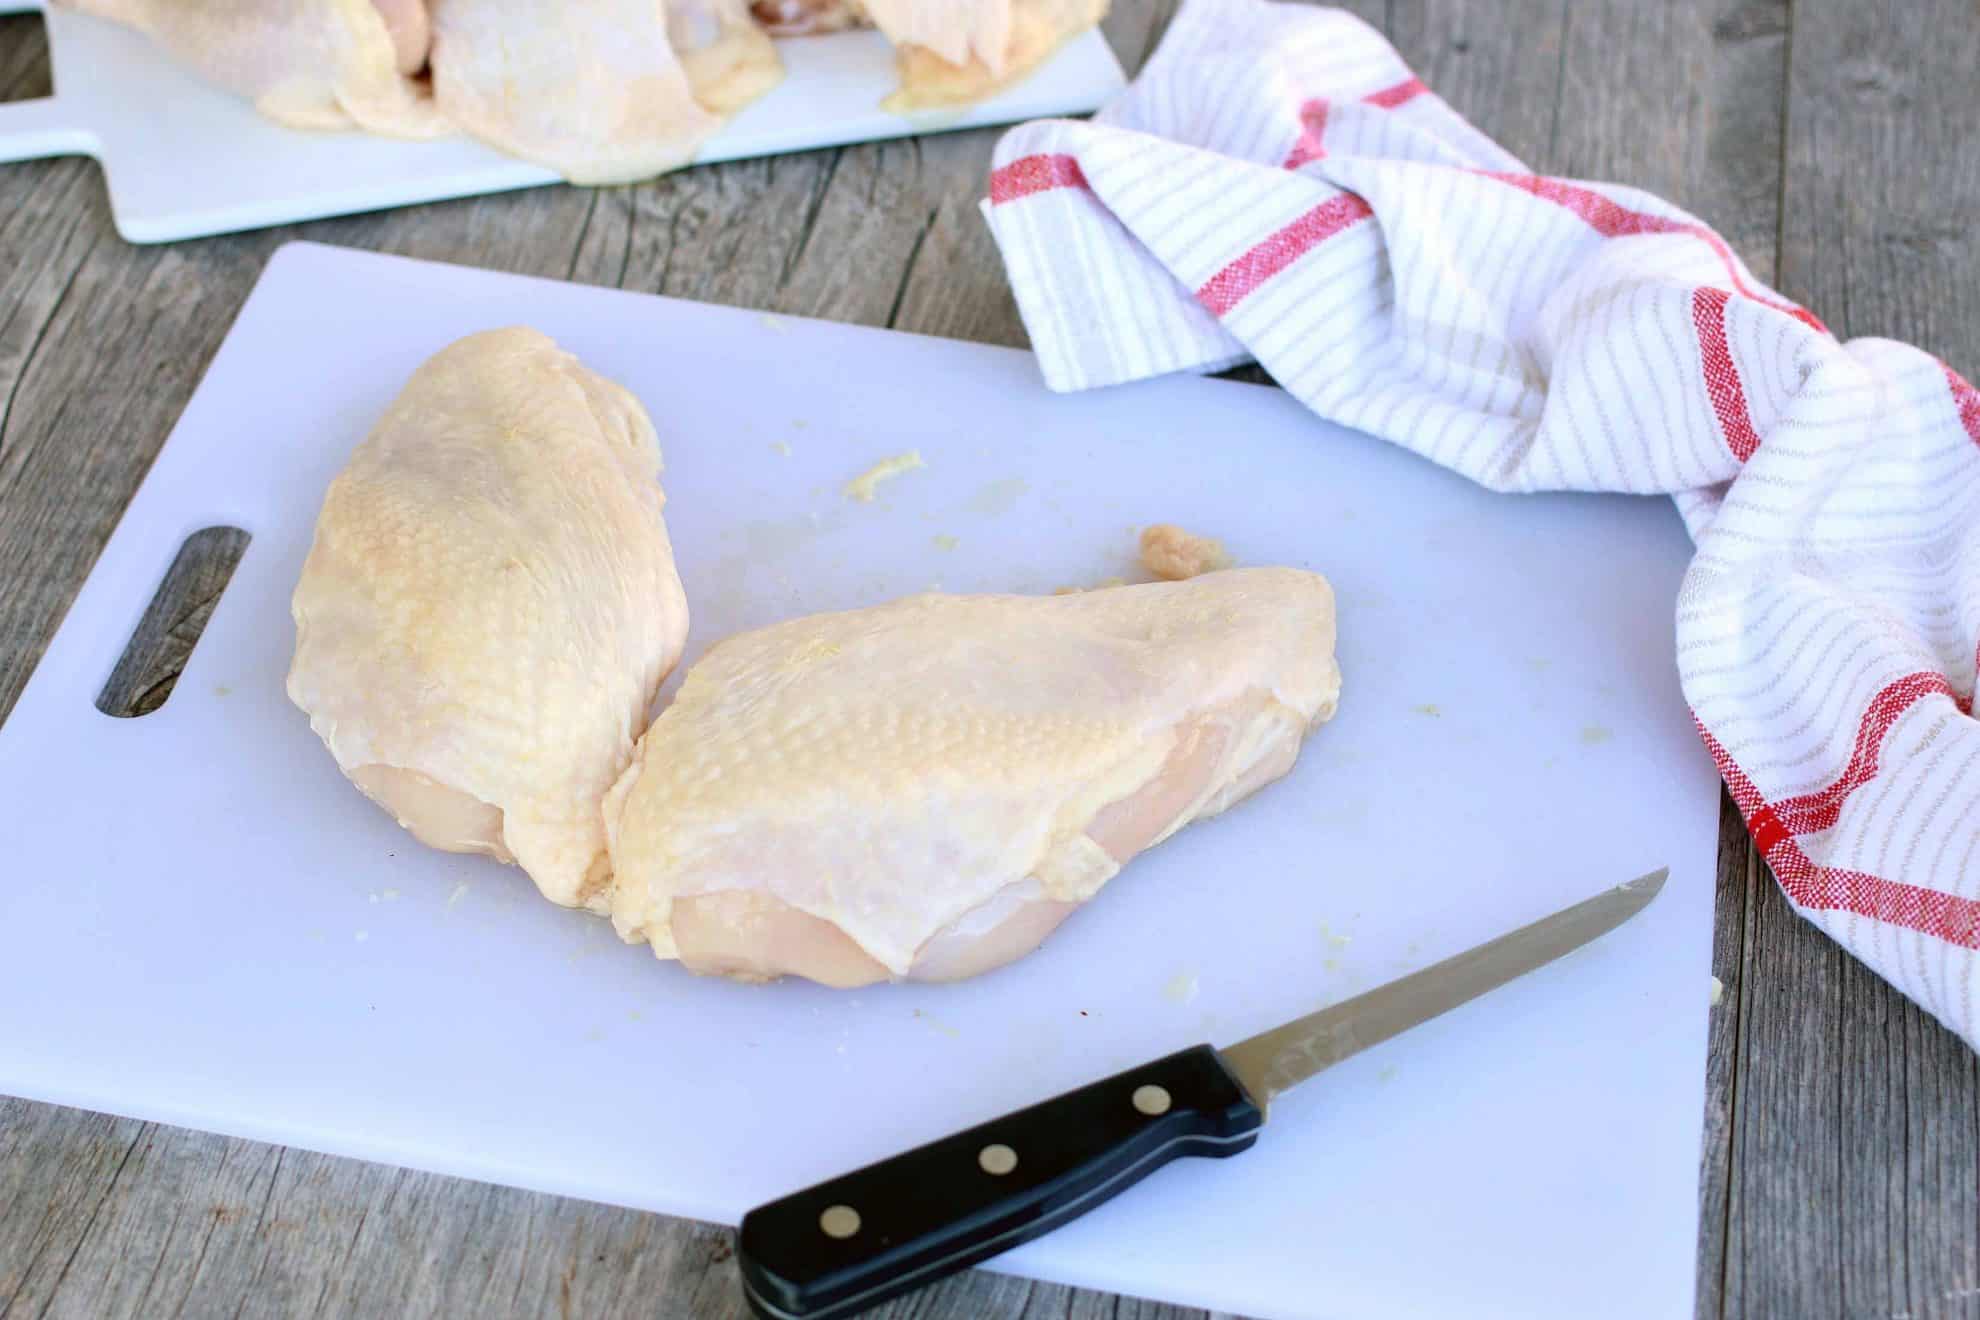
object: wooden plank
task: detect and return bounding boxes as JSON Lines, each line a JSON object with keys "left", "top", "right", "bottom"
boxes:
{"left": 1724, "top": 854, "right": 1851, "bottom": 1320}
{"left": 0, "top": 1101, "right": 148, "bottom": 1318}
{"left": 1391, "top": 0, "right": 1568, "bottom": 166}
{"left": 0, "top": 24, "right": 101, "bottom": 605}
{"left": 1099, "top": 0, "right": 1187, "bottom": 74}
{"left": 0, "top": 11, "right": 49, "bottom": 101}
{"left": 0, "top": 151, "right": 100, "bottom": 486}
{"left": 1781, "top": 0, "right": 1980, "bottom": 372}
{"left": 1697, "top": 796, "right": 1759, "bottom": 1320}
{"left": 1897, "top": 995, "right": 1980, "bottom": 1320}
{"left": 1750, "top": 2, "right": 1980, "bottom": 1319}
{"left": 34, "top": 1125, "right": 288, "bottom": 1319}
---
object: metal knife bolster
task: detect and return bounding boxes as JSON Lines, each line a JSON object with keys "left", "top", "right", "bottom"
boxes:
{"left": 736, "top": 1045, "right": 1263, "bottom": 1320}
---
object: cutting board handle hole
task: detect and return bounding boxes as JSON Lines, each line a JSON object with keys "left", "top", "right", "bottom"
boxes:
{"left": 0, "top": 12, "right": 48, "bottom": 104}
{"left": 95, "top": 526, "right": 251, "bottom": 719}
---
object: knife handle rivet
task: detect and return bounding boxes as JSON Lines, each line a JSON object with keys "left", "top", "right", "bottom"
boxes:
{"left": 977, "top": 1143, "right": 1018, "bottom": 1176}
{"left": 818, "top": 1205, "right": 861, "bottom": 1239}
{"left": 1131, "top": 1084, "right": 1172, "bottom": 1117}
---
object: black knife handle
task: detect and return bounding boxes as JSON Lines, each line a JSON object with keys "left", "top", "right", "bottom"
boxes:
{"left": 736, "top": 1044, "right": 1263, "bottom": 1320}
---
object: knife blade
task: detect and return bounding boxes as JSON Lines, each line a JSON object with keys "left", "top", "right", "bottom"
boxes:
{"left": 736, "top": 867, "right": 1667, "bottom": 1320}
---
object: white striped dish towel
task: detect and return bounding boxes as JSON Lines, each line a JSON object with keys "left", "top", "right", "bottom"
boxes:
{"left": 980, "top": 0, "right": 1980, "bottom": 1047}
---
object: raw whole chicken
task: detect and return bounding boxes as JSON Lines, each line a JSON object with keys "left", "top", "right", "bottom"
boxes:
{"left": 287, "top": 328, "right": 690, "bottom": 912}
{"left": 604, "top": 568, "right": 1340, "bottom": 986}
{"left": 429, "top": 0, "right": 780, "bottom": 183}
{"left": 54, "top": 0, "right": 447, "bottom": 137}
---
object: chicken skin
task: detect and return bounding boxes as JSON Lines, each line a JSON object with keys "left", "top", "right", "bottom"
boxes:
{"left": 288, "top": 328, "right": 690, "bottom": 911}
{"left": 605, "top": 568, "right": 1339, "bottom": 986}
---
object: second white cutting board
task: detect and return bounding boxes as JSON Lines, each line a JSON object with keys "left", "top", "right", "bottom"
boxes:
{"left": 0, "top": 243, "right": 1718, "bottom": 1319}
{"left": 0, "top": 5, "right": 1122, "bottom": 242}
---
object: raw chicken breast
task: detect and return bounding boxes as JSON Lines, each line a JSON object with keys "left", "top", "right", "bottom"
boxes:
{"left": 54, "top": 0, "right": 446, "bottom": 136}
{"left": 429, "top": 0, "right": 779, "bottom": 184}
{"left": 869, "top": 0, "right": 1107, "bottom": 110}
{"left": 671, "top": 0, "right": 786, "bottom": 114}
{"left": 288, "top": 328, "right": 690, "bottom": 911}
{"left": 605, "top": 568, "right": 1339, "bottom": 986}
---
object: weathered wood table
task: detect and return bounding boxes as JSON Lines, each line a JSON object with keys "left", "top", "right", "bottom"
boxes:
{"left": 3, "top": 2, "right": 1976, "bottom": 1316}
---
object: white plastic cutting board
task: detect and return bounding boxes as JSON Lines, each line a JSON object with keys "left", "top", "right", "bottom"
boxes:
{"left": 0, "top": 243, "right": 1718, "bottom": 1320}
{"left": 0, "top": 5, "right": 1123, "bottom": 242}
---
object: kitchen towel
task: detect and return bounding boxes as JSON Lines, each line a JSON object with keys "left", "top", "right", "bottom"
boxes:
{"left": 980, "top": 0, "right": 1980, "bottom": 1047}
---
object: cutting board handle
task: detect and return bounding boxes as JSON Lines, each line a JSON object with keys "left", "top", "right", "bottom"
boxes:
{"left": 0, "top": 94, "right": 95, "bottom": 165}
